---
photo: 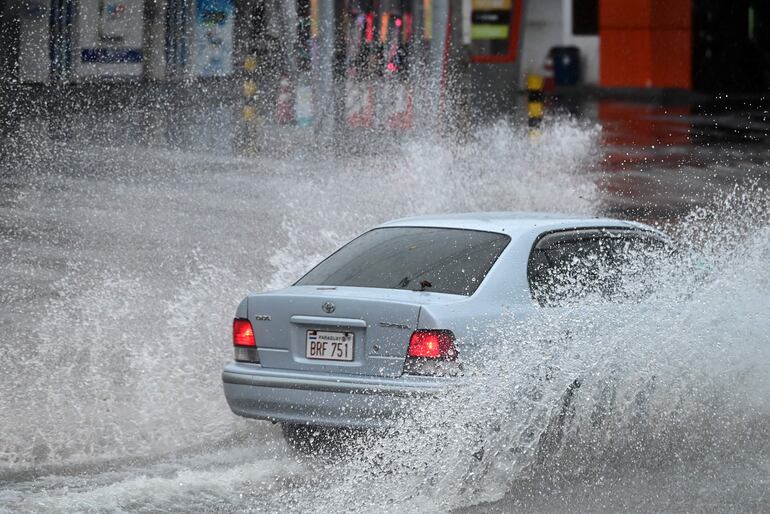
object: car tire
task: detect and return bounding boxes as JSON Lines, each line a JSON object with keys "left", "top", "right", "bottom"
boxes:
{"left": 535, "top": 378, "right": 581, "bottom": 465}
{"left": 280, "top": 423, "right": 361, "bottom": 456}
{"left": 281, "top": 423, "right": 320, "bottom": 454}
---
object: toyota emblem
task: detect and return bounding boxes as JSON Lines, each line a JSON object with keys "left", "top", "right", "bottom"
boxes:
{"left": 322, "top": 302, "right": 335, "bottom": 314}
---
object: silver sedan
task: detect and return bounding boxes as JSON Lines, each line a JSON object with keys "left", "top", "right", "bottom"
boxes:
{"left": 222, "top": 212, "right": 669, "bottom": 448}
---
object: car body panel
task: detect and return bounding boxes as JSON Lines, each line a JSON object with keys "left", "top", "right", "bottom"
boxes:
{"left": 222, "top": 362, "right": 453, "bottom": 428}
{"left": 247, "top": 287, "right": 470, "bottom": 377}
{"left": 223, "top": 212, "right": 667, "bottom": 428}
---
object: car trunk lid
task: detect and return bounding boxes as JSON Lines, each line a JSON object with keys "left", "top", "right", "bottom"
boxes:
{"left": 246, "top": 286, "right": 456, "bottom": 377}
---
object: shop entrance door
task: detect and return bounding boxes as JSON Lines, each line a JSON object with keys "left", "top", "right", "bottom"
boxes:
{"left": 693, "top": 0, "right": 769, "bottom": 93}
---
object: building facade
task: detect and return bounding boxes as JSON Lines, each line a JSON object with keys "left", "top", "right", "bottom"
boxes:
{"left": 1, "top": 1, "right": 767, "bottom": 93}
{"left": 520, "top": 0, "right": 769, "bottom": 93}
{"left": 0, "top": 0, "right": 255, "bottom": 84}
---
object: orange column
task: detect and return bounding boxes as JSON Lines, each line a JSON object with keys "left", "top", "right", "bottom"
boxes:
{"left": 600, "top": 0, "right": 692, "bottom": 89}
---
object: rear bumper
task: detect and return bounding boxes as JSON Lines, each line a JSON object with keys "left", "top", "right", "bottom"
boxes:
{"left": 222, "top": 362, "right": 452, "bottom": 429}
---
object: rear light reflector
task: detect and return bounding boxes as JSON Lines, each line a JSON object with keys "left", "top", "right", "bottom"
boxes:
{"left": 233, "top": 318, "right": 255, "bottom": 347}
{"left": 408, "top": 330, "right": 457, "bottom": 360}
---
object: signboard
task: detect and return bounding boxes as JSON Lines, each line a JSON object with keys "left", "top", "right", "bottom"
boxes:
{"left": 470, "top": 0, "right": 522, "bottom": 63}
{"left": 471, "top": 0, "right": 511, "bottom": 40}
{"left": 98, "top": 0, "right": 133, "bottom": 42}
{"left": 76, "top": 0, "right": 144, "bottom": 77}
{"left": 193, "top": 0, "right": 234, "bottom": 76}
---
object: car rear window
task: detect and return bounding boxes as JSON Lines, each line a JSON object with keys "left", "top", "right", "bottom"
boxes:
{"left": 295, "top": 227, "right": 511, "bottom": 296}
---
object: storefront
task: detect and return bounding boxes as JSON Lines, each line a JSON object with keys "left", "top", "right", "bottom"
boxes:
{"left": 74, "top": 0, "right": 145, "bottom": 79}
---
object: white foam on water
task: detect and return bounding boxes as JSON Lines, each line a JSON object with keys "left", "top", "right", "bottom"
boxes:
{"left": 2, "top": 117, "right": 768, "bottom": 512}
{"left": 261, "top": 188, "right": 770, "bottom": 513}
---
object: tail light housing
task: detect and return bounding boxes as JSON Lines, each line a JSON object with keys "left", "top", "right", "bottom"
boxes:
{"left": 233, "top": 318, "right": 259, "bottom": 363}
{"left": 404, "top": 329, "right": 460, "bottom": 376}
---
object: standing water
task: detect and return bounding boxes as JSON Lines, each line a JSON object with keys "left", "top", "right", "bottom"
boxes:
{"left": 0, "top": 100, "right": 769, "bottom": 512}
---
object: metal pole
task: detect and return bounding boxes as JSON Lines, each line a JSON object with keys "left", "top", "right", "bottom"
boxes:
{"left": 332, "top": 0, "right": 347, "bottom": 146}
{"left": 314, "top": 0, "right": 347, "bottom": 147}
{"left": 0, "top": 2, "right": 21, "bottom": 152}
{"left": 0, "top": 2, "right": 20, "bottom": 82}
{"left": 279, "top": 0, "right": 299, "bottom": 83}
{"left": 50, "top": 0, "right": 73, "bottom": 84}
{"left": 430, "top": 0, "right": 449, "bottom": 130}
{"left": 315, "top": 0, "right": 334, "bottom": 140}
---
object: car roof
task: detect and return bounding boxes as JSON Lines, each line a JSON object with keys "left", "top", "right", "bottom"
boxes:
{"left": 378, "top": 211, "right": 647, "bottom": 237}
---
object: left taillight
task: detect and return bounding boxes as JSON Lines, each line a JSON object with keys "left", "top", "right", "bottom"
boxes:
{"left": 233, "top": 318, "right": 259, "bottom": 363}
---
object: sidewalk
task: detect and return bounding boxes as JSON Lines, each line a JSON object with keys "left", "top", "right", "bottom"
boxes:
{"left": 547, "top": 84, "right": 769, "bottom": 109}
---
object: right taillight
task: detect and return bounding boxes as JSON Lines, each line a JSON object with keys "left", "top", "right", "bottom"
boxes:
{"left": 233, "top": 318, "right": 259, "bottom": 363}
{"left": 408, "top": 330, "right": 457, "bottom": 359}
{"left": 404, "top": 329, "right": 460, "bottom": 376}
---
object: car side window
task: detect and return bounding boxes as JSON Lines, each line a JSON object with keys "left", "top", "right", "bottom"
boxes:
{"left": 528, "top": 229, "right": 667, "bottom": 307}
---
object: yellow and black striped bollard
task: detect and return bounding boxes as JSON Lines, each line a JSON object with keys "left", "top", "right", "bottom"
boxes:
{"left": 243, "top": 56, "right": 258, "bottom": 124}
{"left": 238, "top": 55, "right": 260, "bottom": 154}
{"left": 527, "top": 74, "right": 545, "bottom": 133}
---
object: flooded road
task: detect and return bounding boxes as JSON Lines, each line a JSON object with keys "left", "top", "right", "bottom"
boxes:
{"left": 1, "top": 98, "right": 769, "bottom": 512}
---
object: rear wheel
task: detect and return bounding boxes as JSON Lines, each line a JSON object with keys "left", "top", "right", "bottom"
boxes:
{"left": 536, "top": 378, "right": 582, "bottom": 465}
{"left": 280, "top": 423, "right": 364, "bottom": 456}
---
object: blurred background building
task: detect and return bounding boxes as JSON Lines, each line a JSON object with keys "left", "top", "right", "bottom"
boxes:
{"left": 0, "top": 0, "right": 767, "bottom": 129}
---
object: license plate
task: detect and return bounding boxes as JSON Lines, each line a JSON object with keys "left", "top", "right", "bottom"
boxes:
{"left": 305, "top": 330, "right": 355, "bottom": 361}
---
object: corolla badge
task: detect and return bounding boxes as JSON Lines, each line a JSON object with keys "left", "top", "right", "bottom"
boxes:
{"left": 322, "top": 301, "right": 335, "bottom": 314}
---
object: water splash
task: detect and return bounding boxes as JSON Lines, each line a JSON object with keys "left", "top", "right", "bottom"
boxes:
{"left": 1, "top": 117, "right": 768, "bottom": 512}
{"left": 264, "top": 188, "right": 770, "bottom": 513}
{"left": 0, "top": 119, "right": 599, "bottom": 478}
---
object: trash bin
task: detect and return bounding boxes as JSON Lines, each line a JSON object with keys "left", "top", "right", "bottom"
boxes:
{"left": 549, "top": 46, "right": 581, "bottom": 86}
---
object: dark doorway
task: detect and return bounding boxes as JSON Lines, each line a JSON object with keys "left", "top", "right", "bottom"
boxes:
{"left": 693, "top": 0, "right": 770, "bottom": 93}
{"left": 572, "top": 0, "right": 598, "bottom": 36}
{"left": 0, "top": 3, "right": 21, "bottom": 82}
